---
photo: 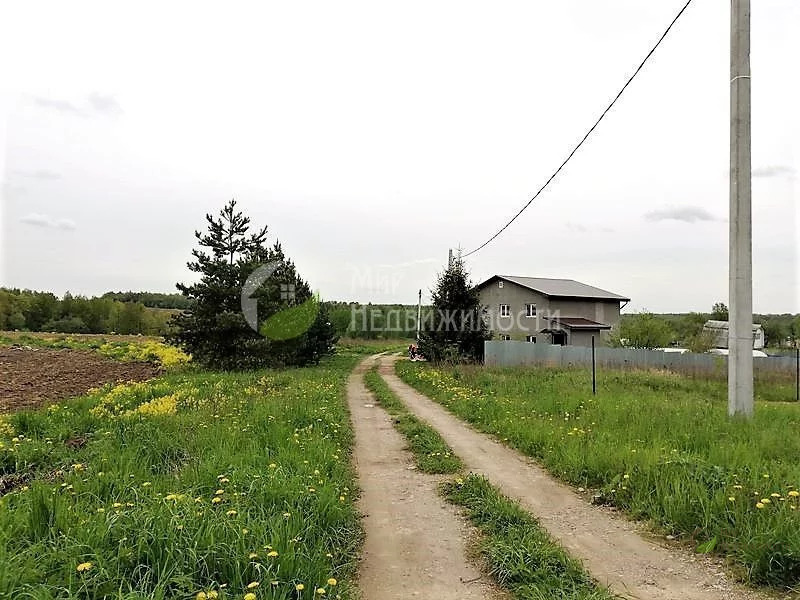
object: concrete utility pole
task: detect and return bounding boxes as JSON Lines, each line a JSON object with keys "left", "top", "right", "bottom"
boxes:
{"left": 416, "top": 289, "right": 422, "bottom": 342}
{"left": 728, "top": 0, "right": 753, "bottom": 417}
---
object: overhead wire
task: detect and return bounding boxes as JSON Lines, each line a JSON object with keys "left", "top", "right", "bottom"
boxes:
{"left": 463, "top": 0, "right": 695, "bottom": 258}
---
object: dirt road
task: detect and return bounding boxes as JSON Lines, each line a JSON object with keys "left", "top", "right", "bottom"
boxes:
{"left": 348, "top": 356, "right": 507, "bottom": 600}
{"left": 377, "top": 355, "right": 770, "bottom": 600}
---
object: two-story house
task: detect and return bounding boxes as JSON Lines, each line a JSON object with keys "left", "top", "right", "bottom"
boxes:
{"left": 475, "top": 275, "right": 630, "bottom": 346}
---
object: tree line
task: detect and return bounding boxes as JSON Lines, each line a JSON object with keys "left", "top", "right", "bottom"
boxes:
{"left": 0, "top": 288, "right": 176, "bottom": 335}
{"left": 614, "top": 304, "right": 800, "bottom": 351}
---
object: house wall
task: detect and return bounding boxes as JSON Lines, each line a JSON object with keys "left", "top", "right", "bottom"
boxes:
{"left": 476, "top": 279, "right": 622, "bottom": 344}
{"left": 478, "top": 280, "right": 549, "bottom": 341}
{"left": 568, "top": 330, "right": 599, "bottom": 347}
{"left": 548, "top": 298, "right": 622, "bottom": 329}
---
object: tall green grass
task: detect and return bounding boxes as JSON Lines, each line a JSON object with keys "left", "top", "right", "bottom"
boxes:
{"left": 0, "top": 354, "right": 363, "bottom": 599}
{"left": 397, "top": 362, "right": 800, "bottom": 587}
{"left": 443, "top": 475, "right": 614, "bottom": 600}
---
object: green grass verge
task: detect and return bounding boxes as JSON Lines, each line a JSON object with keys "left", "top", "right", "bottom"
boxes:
{"left": 443, "top": 475, "right": 615, "bottom": 600}
{"left": 363, "top": 365, "right": 461, "bottom": 474}
{"left": 396, "top": 361, "right": 800, "bottom": 587}
{"left": 0, "top": 352, "right": 364, "bottom": 599}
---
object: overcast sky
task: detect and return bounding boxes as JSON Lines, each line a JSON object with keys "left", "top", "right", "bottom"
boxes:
{"left": 1, "top": 1, "right": 797, "bottom": 313}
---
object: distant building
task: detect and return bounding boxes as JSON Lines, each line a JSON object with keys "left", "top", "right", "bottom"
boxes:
{"left": 475, "top": 275, "right": 629, "bottom": 347}
{"left": 702, "top": 320, "right": 764, "bottom": 350}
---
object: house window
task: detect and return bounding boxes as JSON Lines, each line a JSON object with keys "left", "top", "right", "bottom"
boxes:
{"left": 499, "top": 304, "right": 510, "bottom": 317}
{"left": 498, "top": 281, "right": 504, "bottom": 289}
{"left": 526, "top": 335, "right": 537, "bottom": 343}
{"left": 525, "top": 303, "right": 537, "bottom": 317}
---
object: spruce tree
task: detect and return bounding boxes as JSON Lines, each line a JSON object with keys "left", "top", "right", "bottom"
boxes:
{"left": 168, "top": 199, "right": 337, "bottom": 369}
{"left": 418, "top": 256, "right": 490, "bottom": 363}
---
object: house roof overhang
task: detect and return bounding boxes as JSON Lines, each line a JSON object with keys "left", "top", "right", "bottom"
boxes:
{"left": 475, "top": 275, "right": 630, "bottom": 302}
{"left": 546, "top": 317, "right": 612, "bottom": 330}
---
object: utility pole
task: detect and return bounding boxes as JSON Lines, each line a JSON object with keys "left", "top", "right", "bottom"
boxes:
{"left": 729, "top": 0, "right": 753, "bottom": 417}
{"left": 416, "top": 289, "right": 422, "bottom": 342}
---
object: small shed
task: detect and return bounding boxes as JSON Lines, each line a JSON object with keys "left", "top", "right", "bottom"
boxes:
{"left": 702, "top": 320, "right": 765, "bottom": 349}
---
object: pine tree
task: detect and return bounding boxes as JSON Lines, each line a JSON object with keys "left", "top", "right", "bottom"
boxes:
{"left": 418, "top": 256, "right": 490, "bottom": 363}
{"left": 167, "top": 199, "right": 337, "bottom": 369}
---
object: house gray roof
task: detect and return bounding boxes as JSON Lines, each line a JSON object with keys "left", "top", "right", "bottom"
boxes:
{"left": 477, "top": 275, "right": 630, "bottom": 302}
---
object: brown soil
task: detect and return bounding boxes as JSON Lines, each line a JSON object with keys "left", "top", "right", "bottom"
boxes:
{"left": 377, "top": 355, "right": 785, "bottom": 600}
{"left": 349, "top": 355, "right": 509, "bottom": 600}
{"left": 0, "top": 347, "right": 159, "bottom": 413}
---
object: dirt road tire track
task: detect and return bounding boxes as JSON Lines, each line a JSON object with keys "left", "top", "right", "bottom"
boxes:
{"left": 348, "top": 355, "right": 508, "bottom": 600}
{"left": 378, "top": 355, "right": 775, "bottom": 600}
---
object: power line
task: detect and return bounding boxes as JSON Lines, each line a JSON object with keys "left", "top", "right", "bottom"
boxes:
{"left": 463, "top": 0, "right": 694, "bottom": 258}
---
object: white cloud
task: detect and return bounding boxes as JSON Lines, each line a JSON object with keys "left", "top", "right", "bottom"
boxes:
{"left": 752, "top": 165, "right": 796, "bottom": 179}
{"left": 19, "top": 213, "right": 77, "bottom": 230}
{"left": 644, "top": 206, "right": 720, "bottom": 223}
{"left": 30, "top": 93, "right": 122, "bottom": 117}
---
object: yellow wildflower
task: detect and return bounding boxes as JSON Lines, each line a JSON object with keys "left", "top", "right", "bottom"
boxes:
{"left": 789, "top": 490, "right": 800, "bottom": 497}
{"left": 196, "top": 593, "right": 207, "bottom": 600}
{"left": 296, "top": 584, "right": 305, "bottom": 591}
{"left": 76, "top": 562, "right": 93, "bottom": 573}
{"left": 316, "top": 589, "right": 326, "bottom": 595}
{"left": 247, "top": 582, "right": 259, "bottom": 589}
{"left": 244, "top": 594, "right": 256, "bottom": 600}
{"left": 327, "top": 578, "right": 337, "bottom": 586}
{"left": 756, "top": 502, "right": 765, "bottom": 509}
{"left": 267, "top": 550, "right": 278, "bottom": 557}
{"left": 226, "top": 510, "right": 237, "bottom": 517}
{"left": 211, "top": 497, "right": 222, "bottom": 504}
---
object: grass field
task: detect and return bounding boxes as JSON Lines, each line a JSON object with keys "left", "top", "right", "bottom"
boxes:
{"left": 0, "top": 350, "right": 367, "bottom": 599}
{"left": 397, "top": 362, "right": 800, "bottom": 587}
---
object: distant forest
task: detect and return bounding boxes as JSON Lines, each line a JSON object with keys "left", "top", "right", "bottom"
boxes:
{"left": 1, "top": 288, "right": 797, "bottom": 344}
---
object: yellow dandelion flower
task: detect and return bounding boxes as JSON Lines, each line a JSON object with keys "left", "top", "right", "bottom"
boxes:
{"left": 246, "top": 582, "right": 259, "bottom": 589}
{"left": 269, "top": 463, "right": 277, "bottom": 469}
{"left": 226, "top": 510, "right": 237, "bottom": 516}
{"left": 316, "top": 588, "right": 326, "bottom": 595}
{"left": 244, "top": 594, "right": 256, "bottom": 600}
{"left": 295, "top": 584, "right": 305, "bottom": 591}
{"left": 271, "top": 581, "right": 279, "bottom": 586}
{"left": 76, "top": 562, "right": 93, "bottom": 573}
{"left": 211, "top": 496, "right": 222, "bottom": 504}
{"left": 756, "top": 502, "right": 765, "bottom": 509}
{"left": 207, "top": 591, "right": 219, "bottom": 599}
{"left": 215, "top": 489, "right": 225, "bottom": 495}
{"left": 789, "top": 490, "right": 800, "bottom": 497}
{"left": 728, "top": 497, "right": 735, "bottom": 502}
{"left": 267, "top": 550, "right": 278, "bottom": 557}
{"left": 249, "top": 552, "right": 259, "bottom": 559}
{"left": 770, "top": 493, "right": 780, "bottom": 498}
{"left": 327, "top": 578, "right": 337, "bottom": 586}
{"left": 196, "top": 593, "right": 207, "bottom": 600}
{"left": 761, "top": 498, "right": 771, "bottom": 504}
